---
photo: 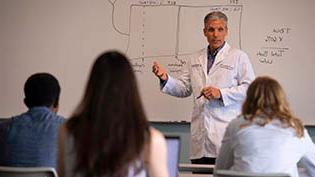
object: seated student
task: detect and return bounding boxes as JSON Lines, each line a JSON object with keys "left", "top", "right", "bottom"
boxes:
{"left": 57, "top": 51, "right": 169, "bottom": 177}
{"left": 215, "top": 76, "right": 315, "bottom": 177}
{"left": 0, "top": 73, "right": 65, "bottom": 167}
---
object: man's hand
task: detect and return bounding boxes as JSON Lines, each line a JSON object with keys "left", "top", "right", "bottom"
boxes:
{"left": 201, "top": 86, "right": 221, "bottom": 100}
{"left": 152, "top": 61, "right": 168, "bottom": 81}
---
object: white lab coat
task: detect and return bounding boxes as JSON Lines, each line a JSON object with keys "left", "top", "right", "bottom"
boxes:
{"left": 161, "top": 43, "right": 255, "bottom": 159}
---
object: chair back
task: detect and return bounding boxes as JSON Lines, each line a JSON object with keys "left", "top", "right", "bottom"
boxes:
{"left": 0, "top": 166, "right": 57, "bottom": 177}
{"left": 215, "top": 169, "right": 290, "bottom": 177}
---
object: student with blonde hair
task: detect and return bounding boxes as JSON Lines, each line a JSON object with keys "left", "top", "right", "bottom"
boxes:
{"left": 57, "top": 51, "right": 168, "bottom": 177}
{"left": 215, "top": 76, "right": 315, "bottom": 177}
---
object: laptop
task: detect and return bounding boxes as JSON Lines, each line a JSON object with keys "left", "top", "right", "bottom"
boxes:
{"left": 165, "top": 136, "right": 181, "bottom": 177}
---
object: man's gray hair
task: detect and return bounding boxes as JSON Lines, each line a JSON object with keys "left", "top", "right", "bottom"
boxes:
{"left": 204, "top": 11, "right": 228, "bottom": 27}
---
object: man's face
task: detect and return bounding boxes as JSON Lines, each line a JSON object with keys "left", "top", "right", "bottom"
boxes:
{"left": 203, "top": 19, "right": 228, "bottom": 52}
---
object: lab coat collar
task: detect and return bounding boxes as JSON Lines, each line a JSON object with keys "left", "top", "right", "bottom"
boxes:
{"left": 212, "top": 42, "right": 230, "bottom": 68}
{"left": 200, "top": 42, "right": 231, "bottom": 77}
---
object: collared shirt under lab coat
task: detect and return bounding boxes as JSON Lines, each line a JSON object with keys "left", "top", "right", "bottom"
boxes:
{"left": 161, "top": 42, "right": 255, "bottom": 159}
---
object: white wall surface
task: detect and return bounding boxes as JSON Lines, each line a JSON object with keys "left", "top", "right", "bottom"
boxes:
{"left": 1, "top": 0, "right": 314, "bottom": 123}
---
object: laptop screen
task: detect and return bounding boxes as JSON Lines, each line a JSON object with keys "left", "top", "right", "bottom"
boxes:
{"left": 165, "top": 136, "right": 180, "bottom": 177}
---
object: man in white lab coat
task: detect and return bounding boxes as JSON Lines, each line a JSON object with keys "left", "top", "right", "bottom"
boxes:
{"left": 152, "top": 11, "right": 255, "bottom": 165}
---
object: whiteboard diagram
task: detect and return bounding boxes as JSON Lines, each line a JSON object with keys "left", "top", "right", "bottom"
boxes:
{"left": 1, "top": 0, "right": 314, "bottom": 123}
{"left": 105, "top": 0, "right": 244, "bottom": 122}
{"left": 108, "top": 0, "right": 243, "bottom": 75}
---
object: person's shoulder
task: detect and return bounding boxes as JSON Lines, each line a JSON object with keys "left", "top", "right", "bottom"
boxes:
{"left": 55, "top": 115, "right": 65, "bottom": 123}
{"left": 40, "top": 108, "right": 65, "bottom": 123}
{"left": 226, "top": 115, "right": 249, "bottom": 133}
{"left": 58, "top": 121, "right": 68, "bottom": 135}
{"left": 0, "top": 117, "right": 12, "bottom": 124}
{"left": 45, "top": 112, "right": 65, "bottom": 125}
{"left": 0, "top": 118, "right": 12, "bottom": 130}
{"left": 8, "top": 112, "right": 31, "bottom": 125}
{"left": 57, "top": 121, "right": 69, "bottom": 143}
{"left": 229, "top": 115, "right": 246, "bottom": 125}
{"left": 149, "top": 127, "right": 166, "bottom": 144}
{"left": 148, "top": 127, "right": 168, "bottom": 154}
{"left": 143, "top": 127, "right": 167, "bottom": 164}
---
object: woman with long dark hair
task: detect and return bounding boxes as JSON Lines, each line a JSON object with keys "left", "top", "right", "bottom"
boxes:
{"left": 57, "top": 51, "right": 168, "bottom": 177}
{"left": 215, "top": 76, "right": 315, "bottom": 177}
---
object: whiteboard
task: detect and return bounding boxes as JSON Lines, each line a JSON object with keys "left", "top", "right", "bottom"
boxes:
{"left": 1, "top": 0, "right": 315, "bottom": 124}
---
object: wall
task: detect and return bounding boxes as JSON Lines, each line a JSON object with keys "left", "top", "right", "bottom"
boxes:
{"left": 1, "top": 0, "right": 315, "bottom": 123}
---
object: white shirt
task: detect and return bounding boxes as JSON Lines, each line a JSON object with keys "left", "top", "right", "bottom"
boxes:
{"left": 161, "top": 43, "right": 255, "bottom": 159}
{"left": 215, "top": 116, "right": 315, "bottom": 177}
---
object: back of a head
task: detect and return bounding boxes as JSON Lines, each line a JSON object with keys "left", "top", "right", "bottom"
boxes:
{"left": 79, "top": 51, "right": 144, "bottom": 122}
{"left": 204, "top": 11, "right": 228, "bottom": 26}
{"left": 68, "top": 51, "right": 149, "bottom": 177}
{"left": 242, "top": 76, "right": 288, "bottom": 117}
{"left": 242, "top": 76, "right": 304, "bottom": 137}
{"left": 24, "top": 73, "right": 60, "bottom": 109}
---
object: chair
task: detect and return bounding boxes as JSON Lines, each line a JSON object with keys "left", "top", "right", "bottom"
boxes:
{"left": 215, "top": 169, "right": 290, "bottom": 177}
{"left": 0, "top": 166, "right": 57, "bottom": 177}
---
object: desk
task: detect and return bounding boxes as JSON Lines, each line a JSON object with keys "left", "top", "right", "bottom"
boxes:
{"left": 179, "top": 173, "right": 213, "bottom": 177}
{"left": 179, "top": 163, "right": 214, "bottom": 174}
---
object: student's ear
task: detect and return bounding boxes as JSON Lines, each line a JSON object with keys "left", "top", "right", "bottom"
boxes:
{"left": 51, "top": 100, "right": 59, "bottom": 113}
{"left": 51, "top": 105, "right": 59, "bottom": 113}
{"left": 24, "top": 98, "right": 30, "bottom": 109}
